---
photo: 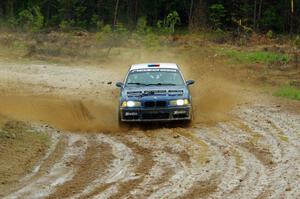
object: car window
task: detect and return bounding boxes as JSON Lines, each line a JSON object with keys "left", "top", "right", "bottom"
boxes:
{"left": 126, "top": 70, "right": 184, "bottom": 86}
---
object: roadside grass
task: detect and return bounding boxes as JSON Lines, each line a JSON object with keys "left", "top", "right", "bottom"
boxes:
{"left": 218, "top": 48, "right": 290, "bottom": 65}
{"left": 273, "top": 85, "right": 300, "bottom": 101}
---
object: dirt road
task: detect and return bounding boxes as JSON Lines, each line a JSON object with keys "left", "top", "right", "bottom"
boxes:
{"left": 0, "top": 63, "right": 299, "bottom": 199}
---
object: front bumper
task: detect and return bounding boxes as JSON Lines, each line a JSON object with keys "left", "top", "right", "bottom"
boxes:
{"left": 120, "top": 106, "right": 192, "bottom": 122}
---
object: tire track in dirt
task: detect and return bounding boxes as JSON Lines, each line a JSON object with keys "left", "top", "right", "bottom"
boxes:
{"left": 74, "top": 134, "right": 136, "bottom": 199}
{"left": 4, "top": 134, "right": 88, "bottom": 199}
{"left": 2, "top": 106, "right": 300, "bottom": 199}
{"left": 2, "top": 128, "right": 63, "bottom": 196}
{"left": 123, "top": 130, "right": 221, "bottom": 199}
{"left": 108, "top": 140, "right": 155, "bottom": 198}
{"left": 240, "top": 107, "right": 300, "bottom": 199}
{"left": 45, "top": 136, "right": 114, "bottom": 199}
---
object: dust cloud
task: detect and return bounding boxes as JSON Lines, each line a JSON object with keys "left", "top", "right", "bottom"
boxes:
{"left": 180, "top": 59, "right": 243, "bottom": 125}
{"left": 0, "top": 79, "right": 242, "bottom": 132}
{"left": 0, "top": 95, "right": 119, "bottom": 132}
{"left": 191, "top": 78, "right": 241, "bottom": 125}
{"left": 0, "top": 49, "right": 244, "bottom": 131}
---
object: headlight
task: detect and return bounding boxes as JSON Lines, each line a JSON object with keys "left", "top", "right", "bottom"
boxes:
{"left": 121, "top": 101, "right": 141, "bottom": 107}
{"left": 170, "top": 99, "right": 190, "bottom": 106}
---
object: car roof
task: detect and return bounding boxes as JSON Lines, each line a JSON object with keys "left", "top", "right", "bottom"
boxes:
{"left": 130, "top": 63, "right": 179, "bottom": 71}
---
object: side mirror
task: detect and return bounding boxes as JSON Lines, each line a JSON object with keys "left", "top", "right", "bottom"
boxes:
{"left": 116, "top": 82, "right": 123, "bottom": 88}
{"left": 186, "top": 80, "right": 195, "bottom": 86}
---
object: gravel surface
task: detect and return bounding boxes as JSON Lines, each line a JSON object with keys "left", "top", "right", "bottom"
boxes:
{"left": 0, "top": 63, "right": 299, "bottom": 199}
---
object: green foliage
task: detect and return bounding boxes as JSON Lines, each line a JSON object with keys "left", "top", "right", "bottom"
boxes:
{"left": 266, "top": 30, "right": 274, "bottom": 39}
{"left": 18, "top": 7, "right": 44, "bottom": 32}
{"left": 260, "top": 7, "right": 283, "bottom": 31}
{"left": 155, "top": 11, "right": 181, "bottom": 34}
{"left": 166, "top": 11, "right": 180, "bottom": 34}
{"left": 91, "top": 14, "right": 104, "bottom": 30}
{"left": 0, "top": 1, "right": 297, "bottom": 33}
{"left": 291, "top": 36, "right": 300, "bottom": 49}
{"left": 59, "top": 20, "right": 75, "bottom": 32}
{"left": 136, "top": 17, "right": 150, "bottom": 34}
{"left": 102, "top": 24, "right": 113, "bottom": 34}
{"left": 274, "top": 85, "right": 300, "bottom": 101}
{"left": 156, "top": 20, "right": 167, "bottom": 33}
{"left": 209, "top": 4, "right": 226, "bottom": 30}
{"left": 220, "top": 49, "right": 290, "bottom": 64}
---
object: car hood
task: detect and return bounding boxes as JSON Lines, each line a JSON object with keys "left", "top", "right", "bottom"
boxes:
{"left": 121, "top": 85, "right": 189, "bottom": 100}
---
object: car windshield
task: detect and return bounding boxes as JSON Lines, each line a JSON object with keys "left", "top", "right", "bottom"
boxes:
{"left": 125, "top": 69, "right": 184, "bottom": 86}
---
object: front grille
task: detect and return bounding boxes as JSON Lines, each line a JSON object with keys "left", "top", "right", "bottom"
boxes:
{"left": 144, "top": 101, "right": 155, "bottom": 107}
{"left": 142, "top": 113, "right": 169, "bottom": 120}
{"left": 144, "top": 90, "right": 167, "bottom": 96}
{"left": 127, "top": 91, "right": 143, "bottom": 97}
{"left": 144, "top": 101, "right": 167, "bottom": 108}
{"left": 168, "top": 90, "right": 184, "bottom": 96}
{"left": 127, "top": 90, "right": 184, "bottom": 97}
{"left": 156, "top": 101, "right": 167, "bottom": 107}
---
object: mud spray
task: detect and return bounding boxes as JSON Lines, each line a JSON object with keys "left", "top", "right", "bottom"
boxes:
{"left": 0, "top": 50, "right": 244, "bottom": 132}
{"left": 0, "top": 95, "right": 119, "bottom": 132}
{"left": 0, "top": 79, "right": 242, "bottom": 132}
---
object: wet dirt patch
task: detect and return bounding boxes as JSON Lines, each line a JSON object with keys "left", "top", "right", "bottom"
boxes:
{"left": 45, "top": 137, "right": 114, "bottom": 199}
{"left": 109, "top": 140, "right": 155, "bottom": 198}
{"left": 178, "top": 177, "right": 219, "bottom": 199}
{"left": 240, "top": 141, "right": 275, "bottom": 167}
{"left": 0, "top": 121, "right": 49, "bottom": 196}
{"left": 164, "top": 146, "right": 191, "bottom": 166}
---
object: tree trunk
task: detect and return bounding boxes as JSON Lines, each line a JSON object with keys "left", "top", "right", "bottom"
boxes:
{"left": 0, "top": 1, "right": 3, "bottom": 18}
{"left": 189, "top": 0, "right": 207, "bottom": 31}
{"left": 188, "top": 0, "right": 194, "bottom": 29}
{"left": 253, "top": 0, "right": 257, "bottom": 30}
{"left": 135, "top": 0, "right": 138, "bottom": 23}
{"left": 257, "top": 0, "right": 263, "bottom": 30}
{"left": 290, "top": 0, "right": 294, "bottom": 34}
{"left": 113, "top": 0, "right": 120, "bottom": 28}
{"left": 5, "top": 0, "right": 14, "bottom": 18}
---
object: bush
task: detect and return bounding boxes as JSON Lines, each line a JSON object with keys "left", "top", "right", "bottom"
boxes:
{"left": 18, "top": 6, "right": 44, "bottom": 32}
{"left": 266, "top": 30, "right": 274, "bottom": 39}
{"left": 166, "top": 11, "right": 180, "bottom": 34}
{"left": 136, "top": 17, "right": 149, "bottom": 34}
{"left": 59, "top": 20, "right": 75, "bottom": 32}
{"left": 91, "top": 14, "right": 103, "bottom": 31}
{"left": 291, "top": 36, "right": 300, "bottom": 49}
{"left": 209, "top": 4, "right": 226, "bottom": 30}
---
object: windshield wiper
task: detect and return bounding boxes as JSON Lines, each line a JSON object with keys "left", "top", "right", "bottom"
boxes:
{"left": 128, "top": 83, "right": 178, "bottom": 86}
{"left": 147, "top": 83, "right": 177, "bottom": 86}
{"left": 127, "top": 82, "right": 148, "bottom": 86}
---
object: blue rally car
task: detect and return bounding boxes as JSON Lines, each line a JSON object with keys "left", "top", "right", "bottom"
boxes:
{"left": 116, "top": 63, "right": 195, "bottom": 123}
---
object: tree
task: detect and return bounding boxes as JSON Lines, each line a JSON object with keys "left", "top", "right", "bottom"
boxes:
{"left": 113, "top": 0, "right": 119, "bottom": 28}
{"left": 189, "top": 0, "right": 207, "bottom": 31}
{"left": 166, "top": 11, "right": 180, "bottom": 33}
